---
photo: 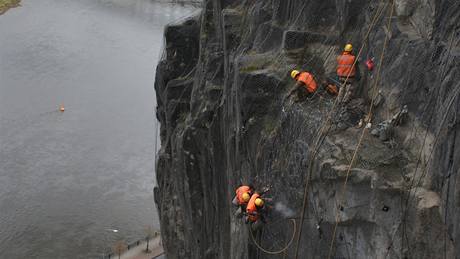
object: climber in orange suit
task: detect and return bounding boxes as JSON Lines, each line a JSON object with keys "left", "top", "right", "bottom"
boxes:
{"left": 232, "top": 185, "right": 254, "bottom": 218}
{"left": 336, "top": 43, "right": 360, "bottom": 103}
{"left": 287, "top": 70, "right": 318, "bottom": 102}
{"left": 246, "top": 192, "right": 266, "bottom": 231}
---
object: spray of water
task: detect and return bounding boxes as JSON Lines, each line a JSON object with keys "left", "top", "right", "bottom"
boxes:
{"left": 274, "top": 202, "right": 296, "bottom": 218}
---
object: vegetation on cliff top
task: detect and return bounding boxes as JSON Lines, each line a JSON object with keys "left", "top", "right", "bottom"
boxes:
{"left": 0, "top": 0, "right": 20, "bottom": 15}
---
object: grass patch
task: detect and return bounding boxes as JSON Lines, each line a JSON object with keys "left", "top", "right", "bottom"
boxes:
{"left": 240, "top": 65, "right": 262, "bottom": 73}
{"left": 0, "top": 0, "right": 20, "bottom": 15}
{"left": 239, "top": 54, "right": 273, "bottom": 73}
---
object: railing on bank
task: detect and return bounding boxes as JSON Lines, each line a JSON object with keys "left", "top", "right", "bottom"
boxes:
{"left": 103, "top": 237, "right": 163, "bottom": 259}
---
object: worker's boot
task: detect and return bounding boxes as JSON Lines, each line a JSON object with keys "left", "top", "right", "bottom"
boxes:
{"left": 337, "top": 87, "right": 345, "bottom": 103}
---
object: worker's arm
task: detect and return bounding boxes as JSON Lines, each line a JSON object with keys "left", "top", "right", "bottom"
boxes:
{"left": 286, "top": 81, "right": 303, "bottom": 98}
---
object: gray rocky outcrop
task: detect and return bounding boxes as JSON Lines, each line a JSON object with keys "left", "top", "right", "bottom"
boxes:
{"left": 154, "top": 0, "right": 460, "bottom": 258}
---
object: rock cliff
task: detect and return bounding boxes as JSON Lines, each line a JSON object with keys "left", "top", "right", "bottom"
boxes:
{"left": 154, "top": 0, "right": 460, "bottom": 258}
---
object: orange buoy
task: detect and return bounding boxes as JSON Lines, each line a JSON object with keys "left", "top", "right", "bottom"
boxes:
{"left": 59, "top": 104, "right": 65, "bottom": 112}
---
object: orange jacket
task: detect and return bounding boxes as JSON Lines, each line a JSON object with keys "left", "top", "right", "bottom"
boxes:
{"left": 235, "top": 186, "right": 252, "bottom": 205}
{"left": 297, "top": 72, "right": 317, "bottom": 93}
{"left": 246, "top": 193, "right": 261, "bottom": 222}
{"left": 337, "top": 52, "right": 356, "bottom": 78}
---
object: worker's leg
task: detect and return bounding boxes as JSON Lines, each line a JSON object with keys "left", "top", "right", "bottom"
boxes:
{"left": 343, "top": 82, "right": 354, "bottom": 103}
{"left": 251, "top": 219, "right": 264, "bottom": 231}
{"left": 337, "top": 77, "right": 346, "bottom": 102}
{"left": 339, "top": 83, "right": 352, "bottom": 103}
{"left": 342, "top": 77, "right": 355, "bottom": 103}
{"left": 337, "top": 85, "right": 345, "bottom": 103}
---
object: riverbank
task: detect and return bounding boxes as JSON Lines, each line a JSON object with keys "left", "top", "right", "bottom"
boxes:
{"left": 154, "top": 0, "right": 201, "bottom": 6}
{"left": 0, "top": 0, "right": 20, "bottom": 15}
{"left": 107, "top": 236, "right": 164, "bottom": 259}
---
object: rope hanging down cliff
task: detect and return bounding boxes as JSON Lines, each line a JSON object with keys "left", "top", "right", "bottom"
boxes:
{"left": 383, "top": 28, "right": 459, "bottom": 259}
{"left": 292, "top": 1, "right": 389, "bottom": 258}
{"left": 246, "top": 44, "right": 336, "bottom": 257}
{"left": 326, "top": 1, "right": 395, "bottom": 258}
{"left": 248, "top": 219, "right": 297, "bottom": 255}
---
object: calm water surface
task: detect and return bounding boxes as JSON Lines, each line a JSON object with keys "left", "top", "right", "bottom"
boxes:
{"left": 0, "top": 1, "right": 197, "bottom": 258}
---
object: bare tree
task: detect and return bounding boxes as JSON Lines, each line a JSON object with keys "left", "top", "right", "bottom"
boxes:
{"left": 112, "top": 240, "right": 127, "bottom": 259}
{"left": 144, "top": 225, "right": 160, "bottom": 253}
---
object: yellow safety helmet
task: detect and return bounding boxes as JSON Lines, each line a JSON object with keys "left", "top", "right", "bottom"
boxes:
{"left": 255, "top": 198, "right": 264, "bottom": 207}
{"left": 291, "top": 70, "right": 300, "bottom": 79}
{"left": 344, "top": 44, "right": 353, "bottom": 52}
{"left": 242, "top": 192, "right": 251, "bottom": 203}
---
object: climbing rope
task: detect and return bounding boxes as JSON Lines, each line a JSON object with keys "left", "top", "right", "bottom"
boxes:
{"left": 248, "top": 219, "right": 297, "bottom": 255}
{"left": 326, "top": 1, "right": 395, "bottom": 258}
{"left": 236, "top": 1, "right": 389, "bottom": 257}
{"left": 383, "top": 28, "right": 459, "bottom": 259}
{"left": 230, "top": 1, "right": 393, "bottom": 257}
{"left": 292, "top": 1, "right": 389, "bottom": 258}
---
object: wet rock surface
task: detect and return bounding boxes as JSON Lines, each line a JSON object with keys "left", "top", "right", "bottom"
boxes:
{"left": 154, "top": 0, "right": 460, "bottom": 258}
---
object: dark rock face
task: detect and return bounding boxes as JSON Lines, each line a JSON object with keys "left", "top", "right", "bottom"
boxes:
{"left": 154, "top": 1, "right": 460, "bottom": 258}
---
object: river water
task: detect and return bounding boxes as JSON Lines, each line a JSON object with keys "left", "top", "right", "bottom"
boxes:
{"left": 0, "top": 1, "right": 197, "bottom": 258}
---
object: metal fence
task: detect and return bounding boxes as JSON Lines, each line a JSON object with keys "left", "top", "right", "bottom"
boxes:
{"left": 103, "top": 237, "right": 162, "bottom": 259}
